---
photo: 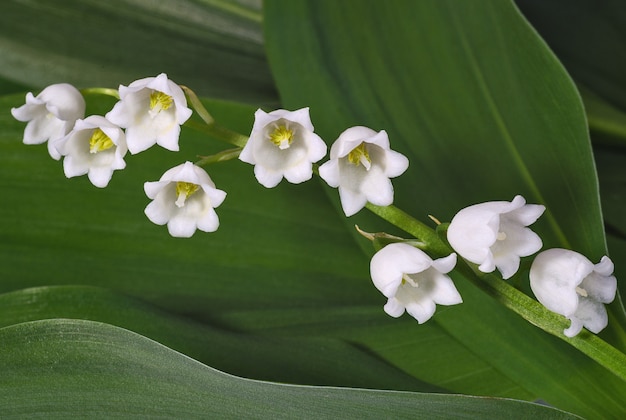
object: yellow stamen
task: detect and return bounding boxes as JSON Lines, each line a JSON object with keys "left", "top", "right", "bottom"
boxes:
{"left": 269, "top": 125, "right": 294, "bottom": 150}
{"left": 497, "top": 231, "right": 507, "bottom": 241}
{"left": 175, "top": 181, "right": 199, "bottom": 208}
{"left": 89, "top": 128, "right": 114, "bottom": 154}
{"left": 347, "top": 143, "right": 371, "bottom": 170}
{"left": 575, "top": 286, "right": 588, "bottom": 297}
{"left": 149, "top": 91, "right": 174, "bottom": 117}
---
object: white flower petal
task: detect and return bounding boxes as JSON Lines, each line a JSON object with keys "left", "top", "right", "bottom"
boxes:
{"left": 145, "top": 199, "right": 173, "bottom": 225}
{"left": 530, "top": 249, "right": 588, "bottom": 317}
{"left": 370, "top": 243, "right": 461, "bottom": 324}
{"left": 318, "top": 160, "right": 340, "bottom": 188}
{"left": 402, "top": 288, "right": 436, "bottom": 324}
{"left": 563, "top": 317, "right": 583, "bottom": 338}
{"left": 167, "top": 215, "right": 198, "bottom": 238}
{"left": 530, "top": 248, "right": 616, "bottom": 337}
{"left": 106, "top": 73, "right": 190, "bottom": 154}
{"left": 429, "top": 273, "right": 464, "bottom": 306}
{"left": 338, "top": 187, "right": 368, "bottom": 217}
{"left": 580, "top": 268, "right": 617, "bottom": 304}
{"left": 240, "top": 107, "right": 327, "bottom": 188}
{"left": 359, "top": 168, "right": 394, "bottom": 207}
{"left": 320, "top": 126, "right": 408, "bottom": 216}
{"left": 254, "top": 165, "right": 284, "bottom": 188}
{"left": 63, "top": 155, "right": 89, "bottom": 178}
{"left": 56, "top": 115, "right": 127, "bottom": 187}
{"left": 196, "top": 208, "right": 220, "bottom": 233}
{"left": 448, "top": 195, "right": 545, "bottom": 279}
{"left": 383, "top": 298, "right": 405, "bottom": 318}
{"left": 143, "top": 162, "right": 226, "bottom": 237}
{"left": 283, "top": 161, "right": 313, "bottom": 184}
{"left": 384, "top": 150, "right": 410, "bottom": 178}
{"left": 370, "top": 243, "right": 432, "bottom": 298}
{"left": 87, "top": 167, "right": 115, "bottom": 188}
{"left": 12, "top": 83, "right": 85, "bottom": 159}
{"left": 572, "top": 297, "right": 609, "bottom": 335}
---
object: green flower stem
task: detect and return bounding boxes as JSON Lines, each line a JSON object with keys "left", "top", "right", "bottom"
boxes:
{"left": 195, "top": 147, "right": 242, "bottom": 166}
{"left": 181, "top": 84, "right": 249, "bottom": 148}
{"left": 185, "top": 119, "right": 248, "bottom": 148}
{"left": 181, "top": 85, "right": 214, "bottom": 126}
{"left": 80, "top": 87, "right": 120, "bottom": 99}
{"left": 365, "top": 203, "right": 449, "bottom": 256}
{"left": 367, "top": 203, "right": 626, "bottom": 383}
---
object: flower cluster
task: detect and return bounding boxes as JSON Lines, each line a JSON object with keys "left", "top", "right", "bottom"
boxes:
{"left": 11, "top": 75, "right": 226, "bottom": 237}
{"left": 14, "top": 80, "right": 410, "bottom": 236}
{"left": 239, "top": 111, "right": 409, "bottom": 217}
{"left": 13, "top": 78, "right": 618, "bottom": 338}
{"left": 369, "top": 195, "right": 617, "bottom": 337}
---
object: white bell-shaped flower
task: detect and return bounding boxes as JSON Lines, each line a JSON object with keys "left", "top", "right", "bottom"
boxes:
{"left": 106, "top": 73, "right": 192, "bottom": 154}
{"left": 144, "top": 162, "right": 226, "bottom": 238}
{"left": 239, "top": 107, "right": 327, "bottom": 188}
{"left": 530, "top": 248, "right": 617, "bottom": 337}
{"left": 318, "top": 126, "right": 409, "bottom": 217}
{"left": 56, "top": 115, "right": 127, "bottom": 188}
{"left": 11, "top": 83, "right": 85, "bottom": 160}
{"left": 447, "top": 195, "right": 545, "bottom": 279}
{"left": 370, "top": 243, "right": 461, "bottom": 324}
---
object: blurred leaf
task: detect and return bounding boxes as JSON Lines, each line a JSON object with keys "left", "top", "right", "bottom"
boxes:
{"left": 0, "top": 319, "right": 579, "bottom": 419}
{"left": 579, "top": 86, "right": 626, "bottom": 146}
{"left": 264, "top": 0, "right": 626, "bottom": 417}
{"left": 516, "top": 0, "right": 626, "bottom": 112}
{"left": 0, "top": 0, "right": 277, "bottom": 105}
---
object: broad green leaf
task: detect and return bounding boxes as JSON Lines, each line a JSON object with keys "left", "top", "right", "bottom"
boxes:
{"left": 264, "top": 0, "right": 626, "bottom": 416}
{"left": 0, "top": 0, "right": 277, "bottom": 105}
{"left": 0, "top": 319, "right": 579, "bottom": 419}
{"left": 0, "top": 285, "right": 435, "bottom": 391}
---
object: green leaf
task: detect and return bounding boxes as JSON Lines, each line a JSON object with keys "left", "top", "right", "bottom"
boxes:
{"left": 0, "top": 319, "right": 579, "bottom": 419}
{"left": 264, "top": 0, "right": 626, "bottom": 417}
{"left": 0, "top": 0, "right": 277, "bottom": 105}
{"left": 0, "top": 285, "right": 433, "bottom": 391}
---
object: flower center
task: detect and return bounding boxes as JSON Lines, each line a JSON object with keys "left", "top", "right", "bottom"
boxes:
{"left": 149, "top": 91, "right": 174, "bottom": 117}
{"left": 89, "top": 128, "right": 114, "bottom": 154}
{"left": 575, "top": 286, "right": 588, "bottom": 297}
{"left": 175, "top": 181, "right": 200, "bottom": 208}
{"left": 269, "top": 125, "right": 294, "bottom": 150}
{"left": 402, "top": 273, "right": 419, "bottom": 288}
{"left": 496, "top": 231, "right": 507, "bottom": 241}
{"left": 347, "top": 142, "right": 371, "bottom": 170}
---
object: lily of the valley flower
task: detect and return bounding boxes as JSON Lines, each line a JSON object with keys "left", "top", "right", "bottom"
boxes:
{"left": 106, "top": 73, "right": 192, "bottom": 154}
{"left": 370, "top": 243, "right": 461, "bottom": 324}
{"left": 239, "top": 108, "right": 327, "bottom": 188}
{"left": 144, "top": 162, "right": 226, "bottom": 238}
{"left": 56, "top": 115, "right": 127, "bottom": 188}
{"left": 530, "top": 248, "right": 617, "bottom": 337}
{"left": 447, "top": 195, "right": 545, "bottom": 279}
{"left": 318, "top": 126, "right": 409, "bottom": 217}
{"left": 11, "top": 83, "right": 85, "bottom": 160}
